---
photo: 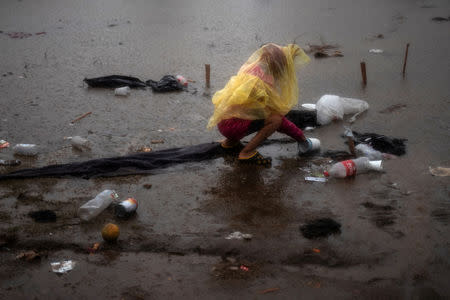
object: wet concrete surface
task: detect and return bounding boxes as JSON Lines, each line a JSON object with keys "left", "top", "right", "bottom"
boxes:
{"left": 1, "top": 0, "right": 449, "bottom": 299}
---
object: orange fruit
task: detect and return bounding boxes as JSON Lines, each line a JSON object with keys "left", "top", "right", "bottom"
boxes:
{"left": 101, "top": 223, "right": 119, "bottom": 242}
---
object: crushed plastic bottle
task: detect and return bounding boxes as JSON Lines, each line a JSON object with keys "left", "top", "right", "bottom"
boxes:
{"left": 78, "top": 190, "right": 119, "bottom": 221}
{"left": 324, "top": 157, "right": 383, "bottom": 178}
{"left": 13, "top": 144, "right": 38, "bottom": 156}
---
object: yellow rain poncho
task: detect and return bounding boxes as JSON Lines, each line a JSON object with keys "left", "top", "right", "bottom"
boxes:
{"left": 207, "top": 43, "right": 310, "bottom": 129}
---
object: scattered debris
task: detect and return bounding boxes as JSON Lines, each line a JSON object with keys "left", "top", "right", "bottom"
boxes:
{"left": 259, "top": 288, "right": 280, "bottom": 294}
{"left": 431, "top": 17, "right": 449, "bottom": 22}
{"left": 306, "top": 43, "right": 343, "bottom": 58}
{"left": 379, "top": 104, "right": 407, "bottom": 113}
{"left": 146, "top": 75, "right": 184, "bottom": 92}
{"left": 225, "top": 231, "right": 253, "bottom": 240}
{"left": 429, "top": 167, "right": 450, "bottom": 177}
{"left": 87, "top": 243, "right": 100, "bottom": 254}
{"left": 151, "top": 139, "right": 164, "bottom": 144}
{"left": 304, "top": 176, "right": 327, "bottom": 183}
{"left": 143, "top": 183, "right": 152, "bottom": 189}
{"left": 5, "top": 32, "right": 32, "bottom": 39}
{"left": 137, "top": 146, "right": 152, "bottom": 153}
{"left": 240, "top": 265, "right": 249, "bottom": 271}
{"left": 300, "top": 218, "right": 341, "bottom": 239}
{"left": 16, "top": 250, "right": 40, "bottom": 261}
{"left": 71, "top": 111, "right": 92, "bottom": 124}
{"left": 314, "top": 50, "right": 343, "bottom": 58}
{"left": 376, "top": 34, "right": 384, "bottom": 39}
{"left": 51, "top": 260, "right": 76, "bottom": 273}
{"left": 312, "top": 248, "right": 321, "bottom": 253}
{"left": 369, "top": 49, "right": 384, "bottom": 54}
{"left": 28, "top": 210, "right": 57, "bottom": 223}
{"left": 0, "top": 140, "right": 10, "bottom": 148}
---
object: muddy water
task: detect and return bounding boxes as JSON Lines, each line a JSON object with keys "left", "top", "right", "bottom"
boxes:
{"left": 1, "top": 0, "right": 449, "bottom": 299}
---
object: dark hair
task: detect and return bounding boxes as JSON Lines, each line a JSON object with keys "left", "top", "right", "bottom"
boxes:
{"left": 260, "top": 44, "right": 287, "bottom": 79}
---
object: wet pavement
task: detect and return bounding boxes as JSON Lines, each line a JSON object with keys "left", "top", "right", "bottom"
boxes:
{"left": 1, "top": 0, "right": 449, "bottom": 299}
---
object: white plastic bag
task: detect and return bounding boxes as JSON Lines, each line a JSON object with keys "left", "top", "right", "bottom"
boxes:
{"left": 316, "top": 95, "right": 344, "bottom": 125}
{"left": 316, "top": 95, "right": 369, "bottom": 125}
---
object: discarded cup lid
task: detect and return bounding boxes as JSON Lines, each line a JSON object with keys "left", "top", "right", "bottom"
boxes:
{"left": 301, "top": 103, "right": 317, "bottom": 111}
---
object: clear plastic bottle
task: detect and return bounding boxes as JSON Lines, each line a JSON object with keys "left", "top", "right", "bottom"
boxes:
{"left": 324, "top": 157, "right": 382, "bottom": 178}
{"left": 13, "top": 144, "right": 38, "bottom": 156}
{"left": 78, "top": 190, "right": 119, "bottom": 221}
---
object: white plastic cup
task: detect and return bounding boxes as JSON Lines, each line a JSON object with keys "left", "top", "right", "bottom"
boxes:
{"left": 298, "top": 138, "right": 321, "bottom": 154}
{"left": 308, "top": 138, "right": 321, "bottom": 151}
{"left": 114, "top": 86, "right": 130, "bottom": 96}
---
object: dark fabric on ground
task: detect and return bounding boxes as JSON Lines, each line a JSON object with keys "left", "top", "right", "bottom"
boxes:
{"left": 0, "top": 112, "right": 323, "bottom": 181}
{"left": 84, "top": 75, "right": 147, "bottom": 88}
{"left": 146, "top": 75, "right": 183, "bottom": 92}
{"left": 28, "top": 210, "right": 57, "bottom": 223}
{"left": 300, "top": 218, "right": 341, "bottom": 239}
{"left": 352, "top": 132, "right": 407, "bottom": 156}
{"left": 285, "top": 110, "right": 318, "bottom": 129}
{"left": 0, "top": 143, "right": 223, "bottom": 180}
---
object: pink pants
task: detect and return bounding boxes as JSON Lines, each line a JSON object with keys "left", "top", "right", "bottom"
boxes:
{"left": 218, "top": 117, "right": 305, "bottom": 142}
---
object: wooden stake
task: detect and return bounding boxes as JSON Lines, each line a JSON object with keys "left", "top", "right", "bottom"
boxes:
{"left": 71, "top": 111, "right": 92, "bottom": 124}
{"left": 205, "top": 64, "right": 210, "bottom": 88}
{"left": 347, "top": 137, "right": 356, "bottom": 156}
{"left": 402, "top": 43, "right": 410, "bottom": 78}
{"left": 360, "top": 61, "right": 367, "bottom": 85}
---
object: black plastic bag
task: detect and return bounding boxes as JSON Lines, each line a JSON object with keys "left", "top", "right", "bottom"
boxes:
{"left": 146, "top": 75, "right": 183, "bottom": 92}
{"left": 84, "top": 75, "right": 147, "bottom": 88}
{"left": 352, "top": 132, "right": 407, "bottom": 156}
